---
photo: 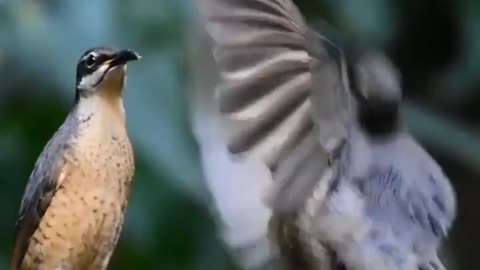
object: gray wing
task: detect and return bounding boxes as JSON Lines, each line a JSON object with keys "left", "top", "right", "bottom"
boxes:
{"left": 11, "top": 115, "right": 77, "bottom": 270}
{"left": 193, "top": 0, "right": 354, "bottom": 269}
{"left": 196, "top": 0, "right": 312, "bottom": 165}
{"left": 196, "top": 0, "right": 352, "bottom": 215}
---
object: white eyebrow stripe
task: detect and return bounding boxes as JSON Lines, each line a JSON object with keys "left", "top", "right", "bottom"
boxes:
{"left": 81, "top": 51, "right": 99, "bottom": 61}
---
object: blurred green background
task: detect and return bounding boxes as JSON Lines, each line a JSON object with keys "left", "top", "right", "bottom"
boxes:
{"left": 0, "top": 0, "right": 479, "bottom": 269}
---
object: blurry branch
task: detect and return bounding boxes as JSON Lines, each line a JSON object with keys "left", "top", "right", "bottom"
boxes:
{"left": 433, "top": 3, "right": 480, "bottom": 106}
{"left": 405, "top": 102, "right": 480, "bottom": 174}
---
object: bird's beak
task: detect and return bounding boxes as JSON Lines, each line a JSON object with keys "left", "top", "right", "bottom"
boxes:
{"left": 104, "top": 49, "right": 141, "bottom": 68}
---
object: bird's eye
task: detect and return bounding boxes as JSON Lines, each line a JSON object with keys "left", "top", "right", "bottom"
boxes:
{"left": 85, "top": 54, "right": 96, "bottom": 68}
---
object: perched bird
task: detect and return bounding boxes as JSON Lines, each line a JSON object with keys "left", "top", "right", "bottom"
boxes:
{"left": 11, "top": 47, "right": 140, "bottom": 270}
{"left": 192, "top": 0, "right": 456, "bottom": 270}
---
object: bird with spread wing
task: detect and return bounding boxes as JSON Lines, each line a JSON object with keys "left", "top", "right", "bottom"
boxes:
{"left": 190, "top": 0, "right": 456, "bottom": 269}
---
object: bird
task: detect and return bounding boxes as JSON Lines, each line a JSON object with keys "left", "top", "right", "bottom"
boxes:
{"left": 10, "top": 47, "right": 140, "bottom": 270}
{"left": 192, "top": 0, "right": 457, "bottom": 270}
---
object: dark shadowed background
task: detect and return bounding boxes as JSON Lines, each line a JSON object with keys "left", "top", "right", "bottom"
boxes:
{"left": 0, "top": 0, "right": 478, "bottom": 269}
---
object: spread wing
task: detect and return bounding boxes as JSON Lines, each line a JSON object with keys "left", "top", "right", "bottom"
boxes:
{"left": 193, "top": 0, "right": 354, "bottom": 268}
{"left": 196, "top": 0, "right": 352, "bottom": 215}
{"left": 11, "top": 117, "right": 76, "bottom": 270}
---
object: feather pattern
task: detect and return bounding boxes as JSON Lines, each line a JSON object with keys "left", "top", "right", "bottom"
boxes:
{"left": 11, "top": 110, "right": 79, "bottom": 270}
{"left": 196, "top": 0, "right": 348, "bottom": 214}
{"left": 194, "top": 0, "right": 351, "bottom": 268}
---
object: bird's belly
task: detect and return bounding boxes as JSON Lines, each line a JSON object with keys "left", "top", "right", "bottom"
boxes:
{"left": 21, "top": 167, "right": 132, "bottom": 270}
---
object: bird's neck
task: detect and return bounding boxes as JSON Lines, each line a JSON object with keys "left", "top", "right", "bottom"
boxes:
{"left": 74, "top": 93, "right": 126, "bottom": 129}
{"left": 356, "top": 101, "right": 402, "bottom": 137}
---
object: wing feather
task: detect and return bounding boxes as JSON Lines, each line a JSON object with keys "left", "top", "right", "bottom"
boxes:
{"left": 196, "top": 0, "right": 351, "bottom": 207}
{"left": 194, "top": 0, "right": 353, "bottom": 268}
{"left": 11, "top": 115, "right": 78, "bottom": 270}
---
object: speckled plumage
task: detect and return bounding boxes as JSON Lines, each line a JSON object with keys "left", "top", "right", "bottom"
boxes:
{"left": 11, "top": 48, "right": 138, "bottom": 270}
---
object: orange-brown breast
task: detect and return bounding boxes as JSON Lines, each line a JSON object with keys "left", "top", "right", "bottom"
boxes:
{"left": 19, "top": 96, "right": 134, "bottom": 270}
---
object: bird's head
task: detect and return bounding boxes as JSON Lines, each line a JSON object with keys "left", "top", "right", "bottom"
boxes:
{"left": 349, "top": 51, "right": 402, "bottom": 105}
{"left": 347, "top": 51, "right": 403, "bottom": 136}
{"left": 75, "top": 47, "right": 140, "bottom": 101}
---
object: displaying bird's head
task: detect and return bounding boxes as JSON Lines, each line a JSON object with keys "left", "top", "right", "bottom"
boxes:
{"left": 347, "top": 51, "right": 403, "bottom": 136}
{"left": 349, "top": 52, "right": 402, "bottom": 105}
{"left": 75, "top": 47, "right": 141, "bottom": 102}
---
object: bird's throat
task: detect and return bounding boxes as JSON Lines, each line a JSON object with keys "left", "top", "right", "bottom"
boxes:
{"left": 357, "top": 101, "right": 401, "bottom": 137}
{"left": 75, "top": 94, "right": 126, "bottom": 128}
